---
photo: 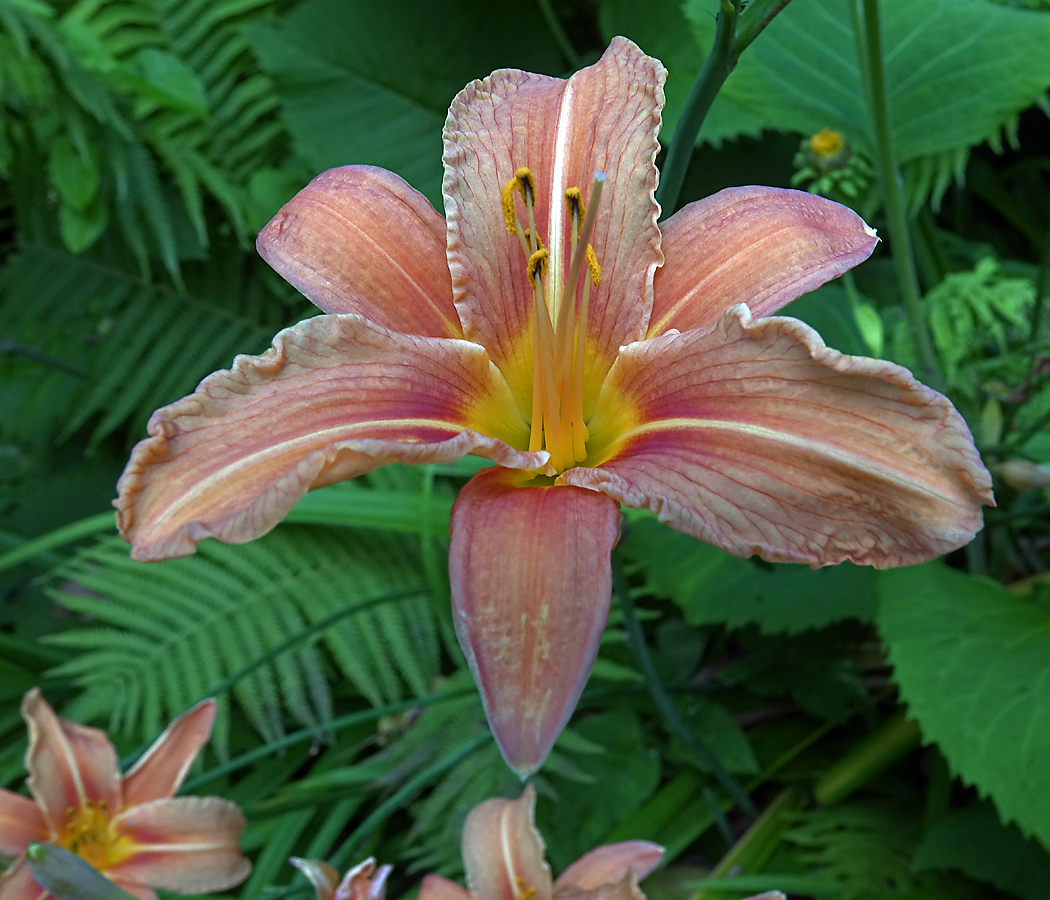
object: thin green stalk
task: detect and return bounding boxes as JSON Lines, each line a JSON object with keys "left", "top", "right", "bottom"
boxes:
{"left": 181, "top": 688, "right": 474, "bottom": 792}
{"left": 328, "top": 732, "right": 492, "bottom": 868}
{"left": 0, "top": 512, "right": 114, "bottom": 573}
{"left": 851, "top": 0, "right": 941, "bottom": 388}
{"left": 536, "top": 0, "right": 580, "bottom": 70}
{"left": 1031, "top": 219, "right": 1050, "bottom": 341}
{"left": 613, "top": 554, "right": 757, "bottom": 819}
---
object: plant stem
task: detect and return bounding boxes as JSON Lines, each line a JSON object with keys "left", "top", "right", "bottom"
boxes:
{"left": 851, "top": 0, "right": 942, "bottom": 388}
{"left": 613, "top": 553, "right": 757, "bottom": 818}
{"left": 536, "top": 0, "right": 580, "bottom": 70}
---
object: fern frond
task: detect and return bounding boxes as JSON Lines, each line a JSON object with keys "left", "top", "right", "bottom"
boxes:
{"left": 45, "top": 527, "right": 435, "bottom": 750}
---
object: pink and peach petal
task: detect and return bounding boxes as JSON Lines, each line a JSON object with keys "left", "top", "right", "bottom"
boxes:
{"left": 106, "top": 797, "right": 250, "bottom": 893}
{"left": 116, "top": 315, "right": 546, "bottom": 561}
{"left": 554, "top": 842, "right": 663, "bottom": 891}
{"left": 289, "top": 858, "right": 339, "bottom": 900}
{"left": 417, "top": 875, "right": 470, "bottom": 900}
{"left": 461, "top": 787, "right": 552, "bottom": 900}
{"left": 0, "top": 789, "right": 47, "bottom": 856}
{"left": 449, "top": 469, "right": 621, "bottom": 775}
{"left": 569, "top": 305, "right": 993, "bottom": 567}
{"left": 443, "top": 37, "right": 664, "bottom": 405}
{"left": 647, "top": 187, "right": 878, "bottom": 338}
{"left": 257, "top": 166, "right": 462, "bottom": 339}
{"left": 22, "top": 689, "right": 122, "bottom": 837}
{"left": 122, "top": 700, "right": 216, "bottom": 808}
{"left": 0, "top": 859, "right": 49, "bottom": 900}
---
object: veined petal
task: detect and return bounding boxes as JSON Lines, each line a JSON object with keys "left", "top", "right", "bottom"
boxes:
{"left": 555, "top": 842, "right": 663, "bottom": 891}
{"left": 568, "top": 305, "right": 993, "bottom": 567}
{"left": 257, "top": 166, "right": 462, "bottom": 339}
{"left": 443, "top": 37, "right": 665, "bottom": 403}
{"left": 116, "top": 315, "right": 546, "bottom": 561}
{"left": 416, "top": 875, "right": 470, "bottom": 900}
{"left": 122, "top": 700, "right": 215, "bottom": 807}
{"left": 461, "top": 787, "right": 552, "bottom": 900}
{"left": 105, "top": 796, "right": 250, "bottom": 893}
{"left": 449, "top": 468, "right": 621, "bottom": 775}
{"left": 647, "top": 187, "right": 878, "bottom": 338}
{"left": 0, "top": 790, "right": 47, "bottom": 855}
{"left": 22, "top": 689, "right": 122, "bottom": 838}
{"left": 0, "top": 858, "right": 49, "bottom": 900}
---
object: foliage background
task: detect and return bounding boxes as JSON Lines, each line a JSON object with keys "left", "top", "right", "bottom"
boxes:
{"left": 2, "top": 1, "right": 1050, "bottom": 899}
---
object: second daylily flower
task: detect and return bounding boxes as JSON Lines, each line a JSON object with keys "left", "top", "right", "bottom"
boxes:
{"left": 0, "top": 689, "right": 250, "bottom": 900}
{"left": 115, "top": 38, "right": 993, "bottom": 775}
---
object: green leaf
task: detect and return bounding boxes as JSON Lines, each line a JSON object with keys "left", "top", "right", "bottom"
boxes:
{"left": 58, "top": 198, "right": 109, "bottom": 253}
{"left": 783, "top": 283, "right": 871, "bottom": 358}
{"left": 48, "top": 135, "right": 100, "bottom": 210}
{"left": 246, "top": 0, "right": 563, "bottom": 204}
{"left": 684, "top": 0, "right": 1050, "bottom": 161}
{"left": 912, "top": 802, "right": 1050, "bottom": 900}
{"left": 877, "top": 564, "right": 1050, "bottom": 848}
{"left": 622, "top": 517, "right": 878, "bottom": 635}
{"left": 130, "top": 48, "right": 209, "bottom": 117}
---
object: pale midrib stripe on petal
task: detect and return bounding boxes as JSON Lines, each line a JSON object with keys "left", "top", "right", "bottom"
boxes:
{"left": 126, "top": 840, "right": 231, "bottom": 852}
{"left": 160, "top": 416, "right": 463, "bottom": 522}
{"left": 547, "top": 77, "right": 575, "bottom": 322}
{"left": 621, "top": 418, "right": 962, "bottom": 502}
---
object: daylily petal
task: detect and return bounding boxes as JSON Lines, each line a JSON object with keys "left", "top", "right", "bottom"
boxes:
{"left": 567, "top": 304, "right": 993, "bottom": 567}
{"left": 416, "top": 875, "right": 470, "bottom": 900}
{"left": 461, "top": 787, "right": 552, "bottom": 900}
{"left": 116, "top": 315, "right": 546, "bottom": 561}
{"left": 112, "top": 885, "right": 158, "bottom": 900}
{"left": 105, "top": 796, "right": 250, "bottom": 893}
{"left": 257, "top": 166, "right": 463, "bottom": 339}
{"left": 122, "top": 700, "right": 215, "bottom": 808}
{"left": 0, "top": 858, "right": 48, "bottom": 900}
{"left": 647, "top": 187, "right": 878, "bottom": 338}
{"left": 0, "top": 789, "right": 47, "bottom": 855}
{"left": 443, "top": 37, "right": 665, "bottom": 405}
{"left": 22, "top": 689, "right": 122, "bottom": 837}
{"left": 554, "top": 842, "right": 663, "bottom": 891}
{"left": 449, "top": 468, "right": 621, "bottom": 775}
{"left": 289, "top": 858, "right": 339, "bottom": 900}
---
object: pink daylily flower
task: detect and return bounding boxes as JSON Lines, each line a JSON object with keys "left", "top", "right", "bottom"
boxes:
{"left": 289, "top": 857, "right": 391, "bottom": 900}
{"left": 115, "top": 38, "right": 993, "bottom": 775}
{"left": 416, "top": 786, "right": 663, "bottom": 900}
{"left": 0, "top": 689, "right": 250, "bottom": 900}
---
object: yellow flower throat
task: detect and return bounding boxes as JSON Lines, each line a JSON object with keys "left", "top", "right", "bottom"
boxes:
{"left": 59, "top": 799, "right": 123, "bottom": 871}
{"left": 501, "top": 166, "right": 604, "bottom": 474}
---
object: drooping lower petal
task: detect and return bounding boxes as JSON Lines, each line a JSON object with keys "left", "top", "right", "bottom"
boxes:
{"left": 569, "top": 305, "right": 993, "bottom": 567}
{"left": 105, "top": 796, "right": 250, "bottom": 893}
{"left": 257, "top": 166, "right": 463, "bottom": 339}
{"left": 0, "top": 858, "right": 48, "bottom": 900}
{"left": 0, "top": 789, "right": 47, "bottom": 855}
{"left": 443, "top": 37, "right": 665, "bottom": 405}
{"left": 461, "top": 787, "right": 553, "bottom": 900}
{"left": 449, "top": 468, "right": 621, "bottom": 775}
{"left": 117, "top": 315, "right": 545, "bottom": 561}
{"left": 416, "top": 875, "right": 470, "bottom": 900}
{"left": 554, "top": 842, "right": 663, "bottom": 892}
{"left": 647, "top": 187, "right": 878, "bottom": 338}
{"left": 22, "top": 689, "right": 122, "bottom": 839}
{"left": 121, "top": 700, "right": 216, "bottom": 807}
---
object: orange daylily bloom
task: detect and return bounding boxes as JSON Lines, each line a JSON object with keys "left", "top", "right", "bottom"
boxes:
{"left": 115, "top": 38, "right": 994, "bottom": 775}
{"left": 0, "top": 689, "right": 250, "bottom": 900}
{"left": 417, "top": 786, "right": 663, "bottom": 900}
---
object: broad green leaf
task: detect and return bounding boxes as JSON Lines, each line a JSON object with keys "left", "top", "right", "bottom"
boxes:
{"left": 685, "top": 0, "right": 1050, "bottom": 161}
{"left": 877, "top": 564, "right": 1050, "bottom": 847}
{"left": 622, "top": 517, "right": 878, "bottom": 635}
{"left": 58, "top": 199, "right": 108, "bottom": 253}
{"left": 783, "top": 283, "right": 871, "bottom": 358}
{"left": 48, "top": 136, "right": 99, "bottom": 210}
{"left": 598, "top": 0, "right": 763, "bottom": 147}
{"left": 132, "top": 48, "right": 208, "bottom": 117}
{"left": 246, "top": 0, "right": 562, "bottom": 204}
{"left": 912, "top": 802, "right": 1050, "bottom": 899}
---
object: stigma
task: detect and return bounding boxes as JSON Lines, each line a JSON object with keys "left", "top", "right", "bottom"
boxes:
{"left": 502, "top": 166, "right": 604, "bottom": 473}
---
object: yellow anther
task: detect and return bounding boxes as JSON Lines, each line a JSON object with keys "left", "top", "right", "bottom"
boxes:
{"left": 501, "top": 177, "right": 519, "bottom": 234}
{"left": 564, "top": 187, "right": 585, "bottom": 227}
{"left": 527, "top": 248, "right": 549, "bottom": 288}
{"left": 521, "top": 229, "right": 544, "bottom": 252}
{"left": 585, "top": 243, "right": 601, "bottom": 286}
{"left": 514, "top": 167, "right": 536, "bottom": 204}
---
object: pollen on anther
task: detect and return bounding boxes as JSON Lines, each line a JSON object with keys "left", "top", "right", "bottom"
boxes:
{"left": 527, "top": 248, "right": 549, "bottom": 288}
{"left": 501, "top": 178, "right": 519, "bottom": 234}
{"left": 564, "top": 187, "right": 585, "bottom": 225}
{"left": 585, "top": 244, "right": 602, "bottom": 286}
{"left": 514, "top": 167, "right": 536, "bottom": 203}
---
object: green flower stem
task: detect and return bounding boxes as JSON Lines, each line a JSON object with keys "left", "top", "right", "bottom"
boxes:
{"left": 613, "top": 553, "right": 757, "bottom": 818}
{"left": 536, "top": 0, "right": 580, "bottom": 70}
{"left": 693, "top": 789, "right": 803, "bottom": 900}
{"left": 180, "top": 687, "right": 474, "bottom": 792}
{"left": 813, "top": 710, "right": 920, "bottom": 806}
{"left": 851, "top": 0, "right": 941, "bottom": 388}
{"left": 329, "top": 732, "right": 492, "bottom": 869}
{"left": 0, "top": 511, "right": 114, "bottom": 574}
{"left": 1031, "top": 219, "right": 1050, "bottom": 341}
{"left": 656, "top": 0, "right": 793, "bottom": 215}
